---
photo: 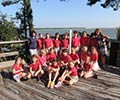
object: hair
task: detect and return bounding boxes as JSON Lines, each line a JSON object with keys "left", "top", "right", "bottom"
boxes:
{"left": 82, "top": 46, "right": 88, "bottom": 51}
{"left": 55, "top": 32, "right": 60, "bottom": 39}
{"left": 62, "top": 48, "right": 68, "bottom": 53}
{"left": 15, "top": 56, "right": 22, "bottom": 64}
{"left": 30, "top": 30, "right": 36, "bottom": 37}
{"left": 39, "top": 32, "right": 43, "bottom": 36}
{"left": 40, "top": 49, "right": 46, "bottom": 55}
{"left": 71, "top": 47, "right": 76, "bottom": 52}
{"left": 31, "top": 54, "right": 37, "bottom": 60}
{"left": 73, "top": 30, "right": 78, "bottom": 34}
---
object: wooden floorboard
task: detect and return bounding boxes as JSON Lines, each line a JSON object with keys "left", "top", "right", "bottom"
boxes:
{"left": 0, "top": 65, "right": 120, "bottom": 100}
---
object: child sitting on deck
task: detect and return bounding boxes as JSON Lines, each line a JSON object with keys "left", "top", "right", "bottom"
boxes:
{"left": 12, "top": 57, "right": 27, "bottom": 82}
{"left": 55, "top": 61, "right": 78, "bottom": 87}
{"left": 47, "top": 48, "right": 56, "bottom": 65}
{"left": 38, "top": 49, "right": 47, "bottom": 71}
{"left": 89, "top": 47, "right": 101, "bottom": 71}
{"left": 79, "top": 56, "right": 94, "bottom": 78}
{"left": 70, "top": 47, "right": 80, "bottom": 66}
{"left": 79, "top": 46, "right": 88, "bottom": 65}
{"left": 59, "top": 49, "right": 72, "bottom": 75}
{"left": 28, "top": 54, "right": 44, "bottom": 81}
{"left": 47, "top": 59, "right": 60, "bottom": 88}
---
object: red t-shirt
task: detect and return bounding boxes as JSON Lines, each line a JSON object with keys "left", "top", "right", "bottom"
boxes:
{"left": 80, "top": 52, "right": 88, "bottom": 61}
{"left": 61, "top": 39, "right": 69, "bottom": 48}
{"left": 81, "top": 37, "right": 89, "bottom": 46}
{"left": 12, "top": 64, "right": 23, "bottom": 75}
{"left": 83, "top": 63, "right": 93, "bottom": 71}
{"left": 90, "top": 38, "right": 98, "bottom": 48}
{"left": 72, "top": 36, "right": 80, "bottom": 47}
{"left": 47, "top": 53, "right": 56, "bottom": 62}
{"left": 49, "top": 64, "right": 59, "bottom": 69}
{"left": 90, "top": 53, "right": 98, "bottom": 62}
{"left": 30, "top": 63, "right": 40, "bottom": 71}
{"left": 44, "top": 38, "right": 53, "bottom": 48}
{"left": 70, "top": 66, "right": 78, "bottom": 77}
{"left": 70, "top": 53, "right": 79, "bottom": 61}
{"left": 53, "top": 39, "right": 61, "bottom": 48}
{"left": 37, "top": 37, "right": 44, "bottom": 49}
{"left": 60, "top": 54, "right": 72, "bottom": 63}
{"left": 38, "top": 55, "right": 46, "bottom": 66}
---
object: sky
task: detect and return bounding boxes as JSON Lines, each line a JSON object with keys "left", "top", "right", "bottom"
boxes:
{"left": 0, "top": 0, "right": 120, "bottom": 28}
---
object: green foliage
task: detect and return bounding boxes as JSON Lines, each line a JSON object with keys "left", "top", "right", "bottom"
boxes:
{"left": 0, "top": 14, "right": 18, "bottom": 41}
{"left": 116, "top": 27, "right": 120, "bottom": 40}
{"left": 1, "top": 0, "right": 34, "bottom": 38}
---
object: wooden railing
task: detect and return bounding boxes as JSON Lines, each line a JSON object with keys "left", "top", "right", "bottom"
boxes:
{"left": 0, "top": 40, "right": 28, "bottom": 70}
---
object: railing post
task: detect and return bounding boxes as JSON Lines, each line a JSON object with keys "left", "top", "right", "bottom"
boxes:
{"left": 69, "top": 30, "right": 72, "bottom": 54}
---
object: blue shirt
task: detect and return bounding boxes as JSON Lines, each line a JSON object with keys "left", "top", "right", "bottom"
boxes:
{"left": 28, "top": 37, "right": 37, "bottom": 49}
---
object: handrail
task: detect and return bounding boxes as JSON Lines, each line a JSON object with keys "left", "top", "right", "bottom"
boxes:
{"left": 0, "top": 40, "right": 28, "bottom": 45}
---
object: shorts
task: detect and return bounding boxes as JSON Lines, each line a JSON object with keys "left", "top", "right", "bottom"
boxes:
{"left": 54, "top": 47, "right": 60, "bottom": 53}
{"left": 13, "top": 74, "right": 20, "bottom": 82}
{"left": 99, "top": 46, "right": 108, "bottom": 56}
{"left": 29, "top": 49, "right": 38, "bottom": 56}
{"left": 70, "top": 76, "right": 78, "bottom": 83}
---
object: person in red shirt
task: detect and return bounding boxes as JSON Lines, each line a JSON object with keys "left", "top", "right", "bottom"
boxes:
{"left": 55, "top": 61, "right": 78, "bottom": 87}
{"left": 59, "top": 49, "right": 72, "bottom": 66}
{"left": 79, "top": 56, "right": 93, "bottom": 78}
{"left": 53, "top": 32, "right": 61, "bottom": 55}
{"left": 47, "top": 48, "right": 56, "bottom": 65}
{"left": 44, "top": 33, "right": 53, "bottom": 53}
{"left": 47, "top": 59, "right": 60, "bottom": 88}
{"left": 90, "top": 47, "right": 100, "bottom": 71}
{"left": 61, "top": 32, "right": 69, "bottom": 49}
{"left": 90, "top": 35, "right": 98, "bottom": 48}
{"left": 80, "top": 31, "right": 90, "bottom": 47}
{"left": 79, "top": 46, "right": 88, "bottom": 65}
{"left": 12, "top": 57, "right": 27, "bottom": 82}
{"left": 37, "top": 33, "right": 44, "bottom": 52}
{"left": 37, "top": 49, "right": 47, "bottom": 71}
{"left": 72, "top": 31, "right": 81, "bottom": 51}
{"left": 28, "top": 54, "right": 44, "bottom": 81}
{"left": 70, "top": 47, "right": 80, "bottom": 65}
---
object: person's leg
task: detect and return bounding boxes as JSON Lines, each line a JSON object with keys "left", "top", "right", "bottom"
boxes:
{"left": 79, "top": 71, "right": 85, "bottom": 77}
{"left": 47, "top": 71, "right": 52, "bottom": 88}
{"left": 84, "top": 71, "right": 93, "bottom": 78}
{"left": 13, "top": 74, "right": 21, "bottom": 82}
{"left": 51, "top": 70, "right": 59, "bottom": 88}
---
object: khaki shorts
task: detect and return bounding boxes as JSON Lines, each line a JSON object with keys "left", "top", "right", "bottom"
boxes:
{"left": 70, "top": 76, "right": 78, "bottom": 83}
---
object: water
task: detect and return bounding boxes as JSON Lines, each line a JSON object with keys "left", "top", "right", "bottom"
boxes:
{"left": 32, "top": 28, "right": 117, "bottom": 39}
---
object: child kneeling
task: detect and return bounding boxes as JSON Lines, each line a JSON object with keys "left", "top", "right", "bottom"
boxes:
{"left": 55, "top": 61, "right": 78, "bottom": 87}
{"left": 28, "top": 54, "right": 44, "bottom": 81}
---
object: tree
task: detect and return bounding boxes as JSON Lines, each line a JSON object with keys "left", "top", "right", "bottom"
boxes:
{"left": 1, "top": 0, "right": 33, "bottom": 38}
{"left": 0, "top": 13, "right": 18, "bottom": 41}
{"left": 87, "top": 0, "right": 120, "bottom": 11}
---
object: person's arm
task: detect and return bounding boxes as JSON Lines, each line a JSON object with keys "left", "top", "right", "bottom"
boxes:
{"left": 35, "top": 65, "right": 42, "bottom": 76}
{"left": 13, "top": 68, "right": 22, "bottom": 74}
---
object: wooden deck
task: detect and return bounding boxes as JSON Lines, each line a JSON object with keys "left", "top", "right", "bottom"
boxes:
{"left": 0, "top": 65, "right": 120, "bottom": 100}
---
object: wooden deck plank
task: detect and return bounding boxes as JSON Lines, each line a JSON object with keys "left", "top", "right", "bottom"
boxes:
{"left": 0, "top": 65, "right": 120, "bottom": 100}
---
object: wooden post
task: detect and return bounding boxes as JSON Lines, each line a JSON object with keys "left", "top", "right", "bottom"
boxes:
{"left": 69, "top": 30, "right": 72, "bottom": 54}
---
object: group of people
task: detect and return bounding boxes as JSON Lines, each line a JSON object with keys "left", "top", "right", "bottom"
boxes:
{"left": 12, "top": 28, "right": 109, "bottom": 88}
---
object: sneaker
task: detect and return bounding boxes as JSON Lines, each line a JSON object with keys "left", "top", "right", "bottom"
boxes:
{"left": 54, "top": 82, "right": 62, "bottom": 88}
{"left": 50, "top": 82, "right": 55, "bottom": 89}
{"left": 47, "top": 82, "right": 51, "bottom": 88}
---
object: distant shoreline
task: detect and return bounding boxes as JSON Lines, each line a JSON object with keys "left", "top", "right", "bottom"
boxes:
{"left": 34, "top": 27, "right": 116, "bottom": 30}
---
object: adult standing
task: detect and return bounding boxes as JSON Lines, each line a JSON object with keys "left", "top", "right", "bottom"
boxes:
{"left": 91, "top": 28, "right": 109, "bottom": 68}
{"left": 28, "top": 31, "right": 38, "bottom": 56}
